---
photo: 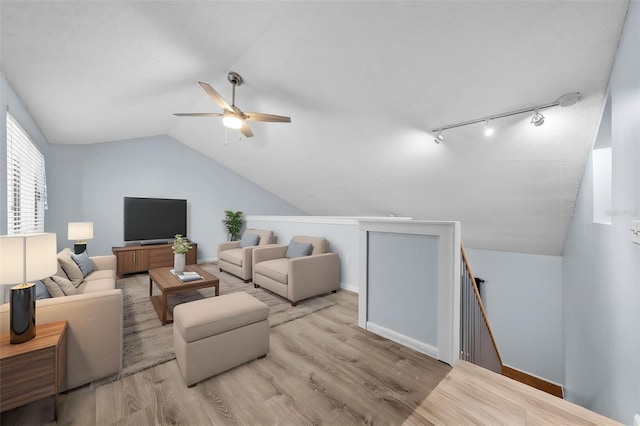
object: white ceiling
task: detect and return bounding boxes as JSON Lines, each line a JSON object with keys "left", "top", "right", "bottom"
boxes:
{"left": 1, "top": 1, "right": 629, "bottom": 255}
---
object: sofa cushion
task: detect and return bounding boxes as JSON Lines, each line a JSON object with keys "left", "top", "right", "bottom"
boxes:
{"left": 71, "top": 251, "right": 96, "bottom": 277}
{"left": 219, "top": 248, "right": 243, "bottom": 267}
{"left": 254, "top": 258, "right": 289, "bottom": 284}
{"left": 84, "top": 269, "right": 116, "bottom": 282}
{"left": 51, "top": 275, "right": 79, "bottom": 296}
{"left": 239, "top": 232, "right": 260, "bottom": 248}
{"left": 57, "top": 249, "right": 84, "bottom": 287}
{"left": 77, "top": 278, "right": 116, "bottom": 294}
{"left": 42, "top": 277, "right": 66, "bottom": 298}
{"left": 286, "top": 240, "right": 313, "bottom": 259}
{"left": 34, "top": 280, "right": 51, "bottom": 300}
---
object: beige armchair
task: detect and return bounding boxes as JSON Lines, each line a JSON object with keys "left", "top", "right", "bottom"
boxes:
{"left": 252, "top": 235, "right": 340, "bottom": 306}
{"left": 218, "top": 229, "right": 275, "bottom": 282}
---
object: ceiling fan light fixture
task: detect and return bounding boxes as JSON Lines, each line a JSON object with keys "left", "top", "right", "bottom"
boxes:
{"left": 222, "top": 114, "right": 243, "bottom": 129}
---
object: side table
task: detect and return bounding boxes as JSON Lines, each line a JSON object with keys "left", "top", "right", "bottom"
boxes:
{"left": 0, "top": 321, "right": 68, "bottom": 421}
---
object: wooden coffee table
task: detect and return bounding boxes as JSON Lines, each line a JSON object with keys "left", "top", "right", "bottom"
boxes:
{"left": 149, "top": 265, "right": 220, "bottom": 325}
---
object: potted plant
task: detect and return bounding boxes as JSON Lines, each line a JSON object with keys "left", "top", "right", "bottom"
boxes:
{"left": 223, "top": 210, "right": 243, "bottom": 241}
{"left": 172, "top": 234, "right": 192, "bottom": 274}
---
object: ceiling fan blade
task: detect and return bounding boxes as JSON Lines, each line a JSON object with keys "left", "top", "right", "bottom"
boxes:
{"left": 198, "top": 82, "right": 232, "bottom": 111}
{"left": 173, "top": 113, "right": 223, "bottom": 117}
{"left": 240, "top": 122, "right": 254, "bottom": 138}
{"left": 244, "top": 112, "right": 291, "bottom": 123}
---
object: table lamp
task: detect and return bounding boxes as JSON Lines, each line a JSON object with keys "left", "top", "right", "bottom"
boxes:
{"left": 0, "top": 233, "right": 58, "bottom": 344}
{"left": 68, "top": 222, "right": 93, "bottom": 254}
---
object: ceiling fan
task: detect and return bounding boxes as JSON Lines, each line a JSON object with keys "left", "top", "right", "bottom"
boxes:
{"left": 174, "top": 71, "right": 291, "bottom": 138}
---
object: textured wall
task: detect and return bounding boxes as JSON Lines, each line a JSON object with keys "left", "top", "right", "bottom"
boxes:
{"left": 562, "top": 1, "right": 640, "bottom": 423}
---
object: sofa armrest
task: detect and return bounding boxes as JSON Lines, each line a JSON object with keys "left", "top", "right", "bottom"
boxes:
{"left": 218, "top": 241, "right": 240, "bottom": 255}
{"left": 0, "top": 289, "right": 123, "bottom": 391}
{"left": 91, "top": 254, "right": 116, "bottom": 271}
{"left": 288, "top": 253, "right": 340, "bottom": 303}
{"left": 253, "top": 245, "right": 288, "bottom": 264}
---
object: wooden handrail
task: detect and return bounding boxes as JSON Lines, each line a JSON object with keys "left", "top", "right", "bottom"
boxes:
{"left": 460, "top": 243, "right": 503, "bottom": 371}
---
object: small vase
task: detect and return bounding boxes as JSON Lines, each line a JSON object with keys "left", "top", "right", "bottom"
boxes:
{"left": 174, "top": 253, "right": 186, "bottom": 275}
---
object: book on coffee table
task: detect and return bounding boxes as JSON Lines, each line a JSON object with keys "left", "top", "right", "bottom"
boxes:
{"left": 170, "top": 270, "right": 203, "bottom": 282}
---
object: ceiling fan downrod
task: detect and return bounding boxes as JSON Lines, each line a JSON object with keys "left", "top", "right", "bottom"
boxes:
{"left": 228, "top": 71, "right": 243, "bottom": 106}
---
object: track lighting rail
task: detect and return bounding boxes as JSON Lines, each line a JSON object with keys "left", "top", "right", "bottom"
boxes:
{"left": 431, "top": 92, "right": 581, "bottom": 134}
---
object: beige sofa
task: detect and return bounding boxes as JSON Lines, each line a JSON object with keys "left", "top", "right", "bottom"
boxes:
{"left": 0, "top": 250, "right": 123, "bottom": 391}
{"left": 218, "top": 229, "right": 275, "bottom": 282}
{"left": 253, "top": 235, "right": 340, "bottom": 306}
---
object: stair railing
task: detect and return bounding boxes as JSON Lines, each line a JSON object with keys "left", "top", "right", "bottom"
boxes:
{"left": 460, "top": 244, "right": 503, "bottom": 373}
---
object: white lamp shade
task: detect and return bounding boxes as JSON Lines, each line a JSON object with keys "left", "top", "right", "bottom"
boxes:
{"left": 68, "top": 222, "right": 94, "bottom": 240}
{"left": 0, "top": 233, "right": 58, "bottom": 285}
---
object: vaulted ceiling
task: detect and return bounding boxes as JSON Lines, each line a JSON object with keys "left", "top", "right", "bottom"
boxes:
{"left": 0, "top": 1, "right": 629, "bottom": 255}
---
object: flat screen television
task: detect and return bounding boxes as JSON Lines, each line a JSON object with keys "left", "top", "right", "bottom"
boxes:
{"left": 124, "top": 197, "right": 187, "bottom": 244}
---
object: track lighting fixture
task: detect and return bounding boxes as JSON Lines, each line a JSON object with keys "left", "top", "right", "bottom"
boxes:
{"left": 483, "top": 119, "right": 494, "bottom": 136}
{"left": 430, "top": 92, "right": 581, "bottom": 140}
{"left": 530, "top": 109, "right": 545, "bottom": 126}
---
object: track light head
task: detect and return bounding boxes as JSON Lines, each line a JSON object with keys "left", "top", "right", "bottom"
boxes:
{"left": 530, "top": 110, "right": 545, "bottom": 126}
{"left": 434, "top": 131, "right": 444, "bottom": 144}
{"left": 483, "top": 119, "right": 494, "bottom": 136}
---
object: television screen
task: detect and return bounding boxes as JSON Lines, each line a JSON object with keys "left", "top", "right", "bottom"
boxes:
{"left": 124, "top": 197, "right": 187, "bottom": 243}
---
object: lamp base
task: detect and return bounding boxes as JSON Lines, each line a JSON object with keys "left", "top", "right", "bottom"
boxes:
{"left": 10, "top": 283, "right": 36, "bottom": 344}
{"left": 73, "top": 243, "right": 87, "bottom": 255}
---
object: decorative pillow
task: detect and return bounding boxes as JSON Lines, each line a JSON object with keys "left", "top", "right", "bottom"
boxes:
{"left": 42, "top": 277, "right": 66, "bottom": 298}
{"left": 71, "top": 250, "right": 95, "bottom": 278}
{"left": 286, "top": 240, "right": 313, "bottom": 259}
{"left": 239, "top": 233, "right": 260, "bottom": 248}
{"left": 34, "top": 280, "right": 51, "bottom": 300}
{"left": 57, "top": 249, "right": 84, "bottom": 286}
{"left": 51, "top": 275, "right": 79, "bottom": 296}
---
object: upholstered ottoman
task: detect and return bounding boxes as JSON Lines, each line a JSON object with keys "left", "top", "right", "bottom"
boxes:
{"left": 173, "top": 292, "right": 270, "bottom": 387}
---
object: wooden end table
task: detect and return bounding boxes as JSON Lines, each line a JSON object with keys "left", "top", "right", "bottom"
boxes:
{"left": 149, "top": 265, "right": 220, "bottom": 325}
{"left": 0, "top": 321, "right": 68, "bottom": 421}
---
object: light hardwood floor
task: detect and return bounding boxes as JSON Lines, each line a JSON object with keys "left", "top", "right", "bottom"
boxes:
{"left": 405, "top": 360, "right": 621, "bottom": 426}
{"left": 0, "top": 290, "right": 452, "bottom": 425}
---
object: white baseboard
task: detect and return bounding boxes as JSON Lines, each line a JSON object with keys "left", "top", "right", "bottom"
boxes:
{"left": 341, "top": 283, "right": 359, "bottom": 293}
{"left": 198, "top": 257, "right": 217, "bottom": 264}
{"left": 366, "top": 322, "right": 439, "bottom": 359}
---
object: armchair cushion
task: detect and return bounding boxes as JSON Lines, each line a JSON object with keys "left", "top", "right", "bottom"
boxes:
{"left": 254, "top": 258, "right": 289, "bottom": 284}
{"left": 240, "top": 232, "right": 260, "bottom": 248}
{"left": 219, "top": 248, "right": 243, "bottom": 267}
{"left": 286, "top": 240, "right": 313, "bottom": 259}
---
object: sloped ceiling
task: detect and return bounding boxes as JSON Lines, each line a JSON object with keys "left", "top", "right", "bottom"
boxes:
{"left": 0, "top": 1, "right": 629, "bottom": 255}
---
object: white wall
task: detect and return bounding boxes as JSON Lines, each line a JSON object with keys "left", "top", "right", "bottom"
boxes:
{"left": 562, "top": 1, "right": 640, "bottom": 423}
{"left": 465, "top": 248, "right": 563, "bottom": 384}
{"left": 46, "top": 136, "right": 307, "bottom": 260}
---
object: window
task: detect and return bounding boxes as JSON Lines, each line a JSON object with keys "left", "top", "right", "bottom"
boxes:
{"left": 593, "top": 93, "right": 612, "bottom": 225}
{"left": 6, "top": 112, "right": 47, "bottom": 234}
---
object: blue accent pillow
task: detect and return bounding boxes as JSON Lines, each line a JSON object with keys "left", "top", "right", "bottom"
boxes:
{"left": 286, "top": 240, "right": 313, "bottom": 259}
{"left": 71, "top": 250, "right": 95, "bottom": 277}
{"left": 34, "top": 280, "right": 51, "bottom": 300}
{"left": 239, "top": 233, "right": 260, "bottom": 248}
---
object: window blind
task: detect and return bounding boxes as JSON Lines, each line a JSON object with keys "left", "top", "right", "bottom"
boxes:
{"left": 6, "top": 112, "right": 47, "bottom": 234}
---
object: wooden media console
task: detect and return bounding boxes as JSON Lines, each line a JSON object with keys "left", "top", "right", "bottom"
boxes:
{"left": 112, "top": 242, "right": 198, "bottom": 277}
